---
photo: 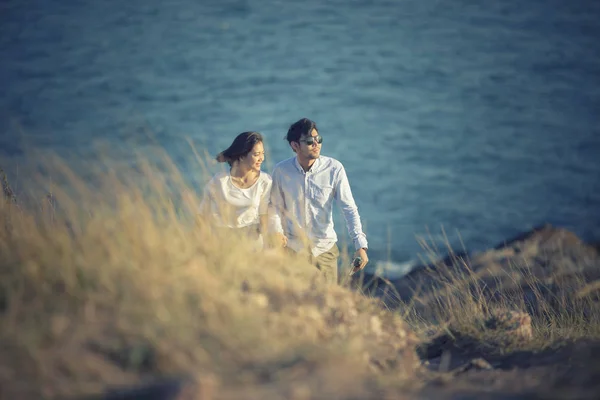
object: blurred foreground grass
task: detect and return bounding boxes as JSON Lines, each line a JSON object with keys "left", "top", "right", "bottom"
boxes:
{"left": 2, "top": 147, "right": 600, "bottom": 399}
{"left": 0, "top": 151, "right": 418, "bottom": 400}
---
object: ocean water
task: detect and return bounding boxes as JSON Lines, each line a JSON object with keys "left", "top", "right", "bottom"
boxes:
{"left": 1, "top": 0, "right": 599, "bottom": 277}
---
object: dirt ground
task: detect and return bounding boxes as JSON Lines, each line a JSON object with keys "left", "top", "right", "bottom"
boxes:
{"left": 414, "top": 338, "right": 600, "bottom": 400}
{"left": 84, "top": 338, "right": 600, "bottom": 400}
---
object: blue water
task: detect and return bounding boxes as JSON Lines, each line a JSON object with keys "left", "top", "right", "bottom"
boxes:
{"left": 2, "top": 0, "right": 600, "bottom": 277}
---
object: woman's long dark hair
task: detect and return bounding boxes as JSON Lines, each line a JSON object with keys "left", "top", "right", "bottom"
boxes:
{"left": 216, "top": 131, "right": 263, "bottom": 167}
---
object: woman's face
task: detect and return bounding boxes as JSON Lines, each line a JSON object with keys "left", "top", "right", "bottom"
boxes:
{"left": 242, "top": 141, "right": 264, "bottom": 172}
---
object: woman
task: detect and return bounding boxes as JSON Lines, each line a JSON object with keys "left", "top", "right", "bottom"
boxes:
{"left": 199, "top": 131, "right": 286, "bottom": 248}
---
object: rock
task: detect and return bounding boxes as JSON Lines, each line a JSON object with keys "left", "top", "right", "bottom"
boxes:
{"left": 372, "top": 225, "right": 600, "bottom": 312}
{"left": 452, "top": 357, "right": 494, "bottom": 375}
{"left": 484, "top": 309, "right": 533, "bottom": 342}
{"left": 417, "top": 309, "right": 533, "bottom": 364}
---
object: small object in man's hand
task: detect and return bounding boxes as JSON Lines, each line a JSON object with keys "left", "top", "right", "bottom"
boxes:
{"left": 349, "top": 257, "right": 362, "bottom": 276}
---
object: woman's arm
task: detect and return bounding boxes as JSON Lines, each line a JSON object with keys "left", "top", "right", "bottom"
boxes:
{"left": 259, "top": 176, "right": 286, "bottom": 248}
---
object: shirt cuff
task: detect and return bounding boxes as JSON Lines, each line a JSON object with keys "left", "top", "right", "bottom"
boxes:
{"left": 354, "top": 237, "right": 368, "bottom": 251}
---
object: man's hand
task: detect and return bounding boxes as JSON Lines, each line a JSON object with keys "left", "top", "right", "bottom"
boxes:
{"left": 267, "top": 232, "right": 288, "bottom": 248}
{"left": 277, "top": 233, "right": 288, "bottom": 248}
{"left": 351, "top": 248, "right": 368, "bottom": 273}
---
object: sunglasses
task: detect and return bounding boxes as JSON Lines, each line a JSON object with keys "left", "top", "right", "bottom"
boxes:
{"left": 299, "top": 135, "right": 323, "bottom": 146}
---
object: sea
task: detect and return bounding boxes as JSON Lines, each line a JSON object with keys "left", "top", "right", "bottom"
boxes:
{"left": 1, "top": 0, "right": 599, "bottom": 278}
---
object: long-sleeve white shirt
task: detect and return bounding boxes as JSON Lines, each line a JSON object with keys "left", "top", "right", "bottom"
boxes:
{"left": 270, "top": 155, "right": 368, "bottom": 257}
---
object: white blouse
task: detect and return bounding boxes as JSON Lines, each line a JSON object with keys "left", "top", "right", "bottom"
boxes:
{"left": 199, "top": 170, "right": 272, "bottom": 229}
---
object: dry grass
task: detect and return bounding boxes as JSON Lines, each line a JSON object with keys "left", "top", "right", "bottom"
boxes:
{"left": 0, "top": 150, "right": 418, "bottom": 400}
{"left": 3, "top": 147, "right": 599, "bottom": 399}
{"left": 395, "top": 229, "right": 600, "bottom": 352}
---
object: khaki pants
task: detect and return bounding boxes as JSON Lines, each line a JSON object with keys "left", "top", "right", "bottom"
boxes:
{"left": 288, "top": 244, "right": 339, "bottom": 285}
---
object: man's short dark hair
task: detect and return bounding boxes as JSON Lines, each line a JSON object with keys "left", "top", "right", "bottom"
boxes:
{"left": 285, "top": 118, "right": 318, "bottom": 144}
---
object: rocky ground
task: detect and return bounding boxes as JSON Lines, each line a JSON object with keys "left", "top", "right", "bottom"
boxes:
{"left": 362, "top": 224, "right": 600, "bottom": 308}
{"left": 3, "top": 170, "right": 599, "bottom": 400}
{"left": 79, "top": 225, "right": 600, "bottom": 400}
{"left": 419, "top": 338, "right": 600, "bottom": 400}
{"left": 356, "top": 224, "right": 600, "bottom": 400}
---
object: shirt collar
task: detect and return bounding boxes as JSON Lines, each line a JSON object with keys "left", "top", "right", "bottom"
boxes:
{"left": 294, "top": 156, "right": 320, "bottom": 174}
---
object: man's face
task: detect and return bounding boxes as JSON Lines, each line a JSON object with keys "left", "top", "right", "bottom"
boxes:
{"left": 295, "top": 128, "right": 322, "bottom": 160}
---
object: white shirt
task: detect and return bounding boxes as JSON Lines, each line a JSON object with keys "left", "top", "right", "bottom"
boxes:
{"left": 270, "top": 155, "right": 368, "bottom": 257}
{"left": 200, "top": 170, "right": 272, "bottom": 229}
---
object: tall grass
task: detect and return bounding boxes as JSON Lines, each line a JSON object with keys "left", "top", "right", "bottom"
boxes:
{"left": 0, "top": 149, "right": 418, "bottom": 400}
{"left": 395, "top": 229, "right": 600, "bottom": 348}
{"left": 3, "top": 146, "right": 598, "bottom": 399}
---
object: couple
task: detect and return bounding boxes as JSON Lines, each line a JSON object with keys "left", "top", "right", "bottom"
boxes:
{"left": 199, "top": 118, "right": 369, "bottom": 284}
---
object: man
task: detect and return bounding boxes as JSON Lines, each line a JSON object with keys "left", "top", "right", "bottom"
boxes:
{"left": 270, "top": 118, "right": 369, "bottom": 284}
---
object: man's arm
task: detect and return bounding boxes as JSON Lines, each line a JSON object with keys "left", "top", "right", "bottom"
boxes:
{"left": 335, "top": 165, "right": 369, "bottom": 270}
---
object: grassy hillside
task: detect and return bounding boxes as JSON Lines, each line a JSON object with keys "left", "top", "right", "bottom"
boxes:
{"left": 0, "top": 155, "right": 418, "bottom": 400}
{"left": 2, "top": 150, "right": 599, "bottom": 399}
